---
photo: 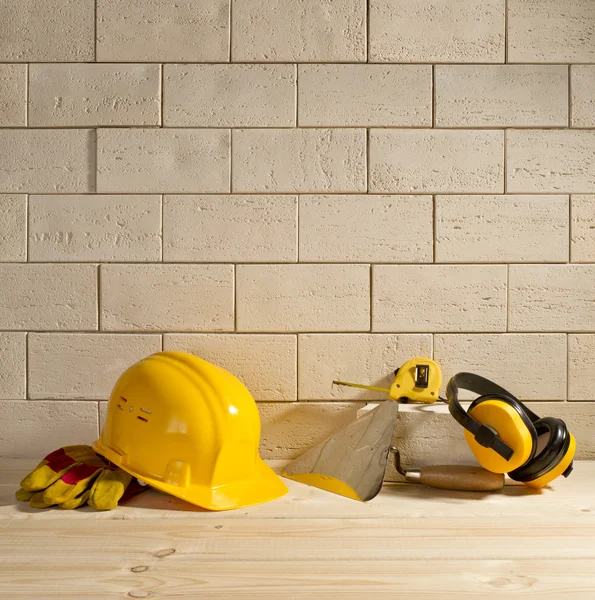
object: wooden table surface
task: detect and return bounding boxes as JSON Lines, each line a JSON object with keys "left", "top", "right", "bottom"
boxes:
{"left": 1, "top": 458, "right": 594, "bottom": 599}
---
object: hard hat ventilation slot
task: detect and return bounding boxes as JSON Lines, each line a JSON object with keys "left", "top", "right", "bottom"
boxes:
{"left": 140, "top": 408, "right": 152, "bottom": 414}
{"left": 137, "top": 416, "right": 148, "bottom": 423}
{"left": 117, "top": 404, "right": 124, "bottom": 410}
{"left": 120, "top": 396, "right": 128, "bottom": 403}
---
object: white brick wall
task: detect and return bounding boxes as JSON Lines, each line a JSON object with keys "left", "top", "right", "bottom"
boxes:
{"left": 299, "top": 195, "right": 432, "bottom": 262}
{"left": 232, "top": 129, "right": 366, "bottom": 193}
{"left": 0, "top": 264, "right": 97, "bottom": 330}
{"left": 0, "top": 65, "right": 27, "bottom": 126}
{"left": 298, "top": 65, "right": 432, "bottom": 127}
{"left": 372, "top": 265, "right": 507, "bottom": 332}
{"left": 29, "top": 64, "right": 162, "bottom": 127}
{"left": 507, "top": 131, "right": 595, "bottom": 193}
{"left": 231, "top": 0, "right": 366, "bottom": 62}
{"left": 96, "top": 0, "right": 230, "bottom": 62}
{"left": 369, "top": 130, "right": 504, "bottom": 193}
{"left": 0, "top": 195, "right": 27, "bottom": 262}
{"left": 164, "top": 65, "right": 296, "bottom": 127}
{"left": 435, "top": 195, "right": 569, "bottom": 263}
{"left": 236, "top": 264, "right": 370, "bottom": 332}
{"left": 508, "top": 0, "right": 595, "bottom": 63}
{"left": 434, "top": 66, "right": 568, "bottom": 127}
{"left": 571, "top": 66, "right": 595, "bottom": 128}
{"left": 0, "top": 0, "right": 593, "bottom": 461}
{"left": 28, "top": 333, "right": 162, "bottom": 399}
{"left": 163, "top": 195, "right": 297, "bottom": 262}
{"left": 97, "top": 129, "right": 230, "bottom": 193}
{"left": 0, "top": 0, "right": 94, "bottom": 62}
{"left": 0, "top": 130, "right": 94, "bottom": 193}
{"left": 100, "top": 264, "right": 234, "bottom": 331}
{"left": 0, "top": 333, "right": 26, "bottom": 399}
{"left": 29, "top": 195, "right": 162, "bottom": 262}
{"left": 571, "top": 196, "right": 595, "bottom": 262}
{"left": 369, "top": 0, "right": 505, "bottom": 63}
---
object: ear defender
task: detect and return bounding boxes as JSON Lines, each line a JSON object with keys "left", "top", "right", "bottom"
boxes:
{"left": 446, "top": 373, "right": 575, "bottom": 488}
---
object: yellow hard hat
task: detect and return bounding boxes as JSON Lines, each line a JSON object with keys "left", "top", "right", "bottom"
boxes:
{"left": 93, "top": 351, "right": 287, "bottom": 511}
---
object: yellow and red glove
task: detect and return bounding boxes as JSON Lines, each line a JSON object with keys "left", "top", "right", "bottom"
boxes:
{"left": 15, "top": 445, "right": 145, "bottom": 510}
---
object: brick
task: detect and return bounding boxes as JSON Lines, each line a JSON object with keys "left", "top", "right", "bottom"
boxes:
{"left": 537, "top": 403, "right": 595, "bottom": 459}
{"left": 28, "top": 333, "right": 161, "bottom": 400}
{"left": 163, "top": 195, "right": 296, "bottom": 262}
{"left": 29, "top": 64, "right": 161, "bottom": 127}
{"left": 369, "top": 130, "right": 503, "bottom": 194}
{"left": 507, "top": 130, "right": 595, "bottom": 194}
{"left": 508, "top": 0, "right": 595, "bottom": 62}
{"left": 101, "top": 264, "right": 234, "bottom": 332}
{"left": 164, "top": 65, "right": 295, "bottom": 127}
{"left": 0, "top": 401, "right": 98, "bottom": 458}
{"left": 97, "top": 0, "right": 229, "bottom": 61}
{"left": 434, "top": 334, "right": 567, "bottom": 401}
{"left": 298, "top": 334, "right": 432, "bottom": 401}
{"left": 435, "top": 195, "right": 569, "bottom": 263}
{"left": 0, "top": 0, "right": 94, "bottom": 61}
{"left": 435, "top": 65, "right": 568, "bottom": 127}
{"left": 571, "top": 196, "right": 595, "bottom": 263}
{"left": 369, "top": 0, "right": 504, "bottom": 63}
{"left": 164, "top": 334, "right": 297, "bottom": 401}
{"left": 373, "top": 265, "right": 507, "bottom": 332}
{"left": 0, "top": 333, "right": 26, "bottom": 399}
{"left": 0, "top": 64, "right": 26, "bottom": 126}
{"left": 97, "top": 129, "right": 230, "bottom": 194}
{"left": 232, "top": 0, "right": 365, "bottom": 62}
{"left": 257, "top": 402, "right": 365, "bottom": 460}
{"left": 237, "top": 265, "right": 370, "bottom": 332}
{"left": 29, "top": 195, "right": 162, "bottom": 262}
{"left": 568, "top": 335, "right": 595, "bottom": 401}
{"left": 100, "top": 401, "right": 107, "bottom": 429}
{"left": 298, "top": 65, "right": 431, "bottom": 127}
{"left": 509, "top": 265, "right": 595, "bottom": 332}
{"left": 299, "top": 195, "right": 432, "bottom": 263}
{"left": 0, "top": 130, "right": 94, "bottom": 194}
{"left": 0, "top": 194, "right": 26, "bottom": 262}
{"left": 0, "top": 264, "right": 96, "bottom": 330}
{"left": 233, "top": 129, "right": 366, "bottom": 194}
{"left": 571, "top": 66, "right": 595, "bottom": 128}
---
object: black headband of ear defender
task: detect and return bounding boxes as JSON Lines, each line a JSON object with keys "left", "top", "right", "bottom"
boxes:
{"left": 446, "top": 373, "right": 540, "bottom": 462}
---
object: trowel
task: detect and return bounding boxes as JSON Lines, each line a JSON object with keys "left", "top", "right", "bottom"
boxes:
{"left": 282, "top": 400, "right": 399, "bottom": 501}
{"left": 282, "top": 358, "right": 504, "bottom": 500}
{"left": 391, "top": 446, "right": 504, "bottom": 492}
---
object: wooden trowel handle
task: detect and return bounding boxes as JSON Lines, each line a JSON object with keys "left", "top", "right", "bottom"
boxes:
{"left": 419, "top": 465, "right": 504, "bottom": 491}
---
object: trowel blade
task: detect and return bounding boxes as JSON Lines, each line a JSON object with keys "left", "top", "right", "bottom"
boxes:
{"left": 281, "top": 401, "right": 399, "bottom": 502}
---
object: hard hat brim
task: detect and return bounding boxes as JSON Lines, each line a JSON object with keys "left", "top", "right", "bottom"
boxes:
{"left": 93, "top": 439, "right": 288, "bottom": 511}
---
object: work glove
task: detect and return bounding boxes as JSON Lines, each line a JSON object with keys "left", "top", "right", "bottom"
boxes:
{"left": 15, "top": 445, "right": 144, "bottom": 510}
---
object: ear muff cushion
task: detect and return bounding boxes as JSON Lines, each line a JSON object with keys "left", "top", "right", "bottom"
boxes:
{"left": 523, "top": 434, "right": 576, "bottom": 489}
{"left": 509, "top": 417, "right": 572, "bottom": 484}
{"left": 465, "top": 399, "right": 537, "bottom": 473}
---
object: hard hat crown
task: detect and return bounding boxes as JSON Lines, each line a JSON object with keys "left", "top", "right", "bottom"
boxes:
{"left": 93, "top": 351, "right": 287, "bottom": 510}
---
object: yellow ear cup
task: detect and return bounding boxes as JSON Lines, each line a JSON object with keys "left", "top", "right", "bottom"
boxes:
{"left": 465, "top": 400, "right": 535, "bottom": 473}
{"left": 524, "top": 434, "right": 576, "bottom": 489}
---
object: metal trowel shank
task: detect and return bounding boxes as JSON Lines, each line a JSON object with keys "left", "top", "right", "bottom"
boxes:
{"left": 281, "top": 401, "right": 399, "bottom": 501}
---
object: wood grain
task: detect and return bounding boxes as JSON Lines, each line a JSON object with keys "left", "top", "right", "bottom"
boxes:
{"left": 1, "top": 460, "right": 594, "bottom": 598}
{"left": 2, "top": 560, "right": 595, "bottom": 599}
